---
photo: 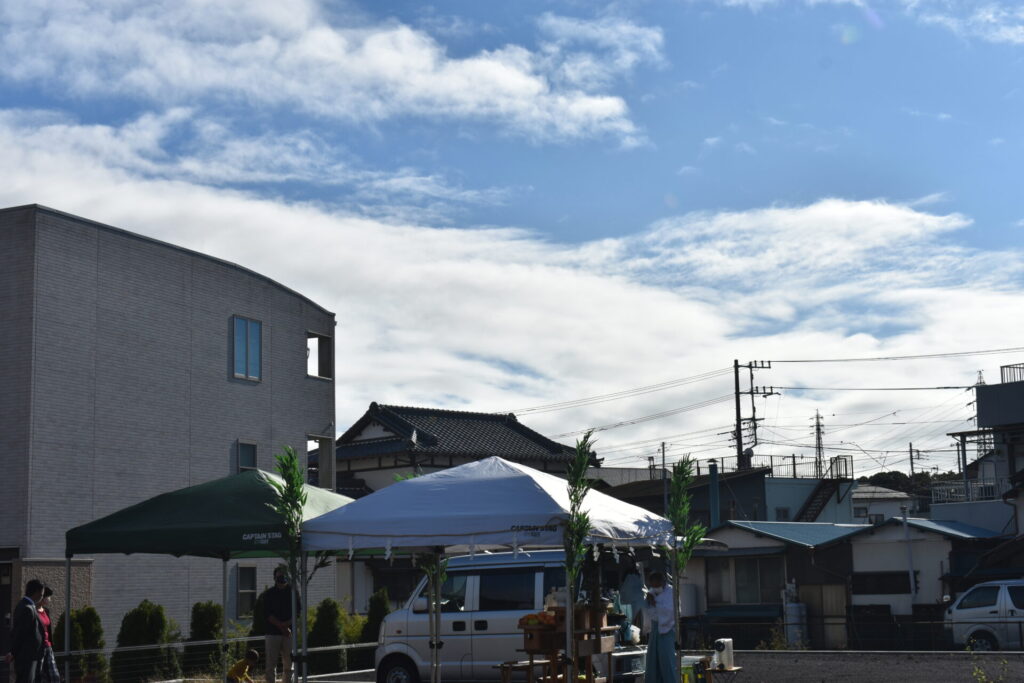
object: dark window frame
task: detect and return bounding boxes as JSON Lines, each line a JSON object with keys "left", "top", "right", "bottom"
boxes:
{"left": 237, "top": 440, "right": 257, "bottom": 473}
{"left": 233, "top": 315, "right": 263, "bottom": 381}
{"left": 237, "top": 566, "right": 257, "bottom": 618}
{"left": 306, "top": 331, "right": 334, "bottom": 380}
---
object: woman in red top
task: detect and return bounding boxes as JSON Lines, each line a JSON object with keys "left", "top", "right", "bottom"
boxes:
{"left": 37, "top": 585, "right": 61, "bottom": 682}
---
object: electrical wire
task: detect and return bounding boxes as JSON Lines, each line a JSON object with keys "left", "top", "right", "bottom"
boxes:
{"left": 509, "top": 367, "right": 731, "bottom": 415}
{"left": 769, "top": 345, "right": 1024, "bottom": 363}
{"left": 547, "top": 394, "right": 734, "bottom": 438}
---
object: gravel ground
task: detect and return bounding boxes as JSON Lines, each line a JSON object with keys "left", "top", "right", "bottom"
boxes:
{"left": 727, "top": 650, "right": 1024, "bottom": 682}
{"left": 315, "top": 653, "right": 1024, "bottom": 683}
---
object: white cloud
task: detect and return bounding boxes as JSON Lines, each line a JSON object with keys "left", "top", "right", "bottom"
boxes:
{"left": 2, "top": 111, "right": 1021, "bottom": 473}
{"left": 734, "top": 141, "right": 757, "bottom": 154}
{"left": 0, "top": 109, "right": 510, "bottom": 224}
{"left": 911, "top": 2, "right": 1024, "bottom": 45}
{"left": 703, "top": 136, "right": 722, "bottom": 147}
{"left": 0, "top": 1, "right": 654, "bottom": 145}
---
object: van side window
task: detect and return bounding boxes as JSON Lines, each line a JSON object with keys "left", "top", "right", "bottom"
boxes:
{"left": 441, "top": 572, "right": 469, "bottom": 612}
{"left": 958, "top": 586, "right": 1000, "bottom": 610}
{"left": 543, "top": 567, "right": 566, "bottom": 596}
{"left": 479, "top": 569, "right": 536, "bottom": 611}
{"left": 1008, "top": 587, "right": 1024, "bottom": 610}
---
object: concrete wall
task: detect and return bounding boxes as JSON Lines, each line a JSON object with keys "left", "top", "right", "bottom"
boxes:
{"left": 931, "top": 500, "right": 1014, "bottom": 534}
{"left": 2, "top": 206, "right": 336, "bottom": 635}
{"left": 0, "top": 207, "right": 35, "bottom": 554}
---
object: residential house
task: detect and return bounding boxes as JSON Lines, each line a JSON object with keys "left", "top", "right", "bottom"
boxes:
{"left": 683, "top": 517, "right": 1001, "bottom": 650}
{"left": 0, "top": 205, "right": 336, "bottom": 647}
{"left": 852, "top": 485, "right": 914, "bottom": 523}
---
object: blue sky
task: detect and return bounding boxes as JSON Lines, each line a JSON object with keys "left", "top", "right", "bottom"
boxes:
{"left": 2, "top": 0, "right": 1023, "bottom": 473}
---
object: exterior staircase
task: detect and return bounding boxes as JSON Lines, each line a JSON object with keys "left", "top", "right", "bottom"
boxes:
{"left": 795, "top": 479, "right": 841, "bottom": 522}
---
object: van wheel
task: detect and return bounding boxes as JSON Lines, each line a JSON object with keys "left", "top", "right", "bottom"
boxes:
{"left": 968, "top": 632, "right": 998, "bottom": 651}
{"left": 379, "top": 656, "right": 420, "bottom": 683}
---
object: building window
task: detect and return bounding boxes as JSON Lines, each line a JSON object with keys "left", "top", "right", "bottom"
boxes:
{"left": 775, "top": 507, "right": 790, "bottom": 521}
{"left": 233, "top": 316, "right": 262, "bottom": 380}
{"left": 708, "top": 557, "right": 784, "bottom": 605}
{"left": 868, "top": 514, "right": 885, "bottom": 525}
{"left": 852, "top": 571, "right": 918, "bottom": 595}
{"left": 853, "top": 506, "right": 868, "bottom": 518}
{"left": 306, "top": 332, "right": 333, "bottom": 379}
{"left": 706, "top": 557, "right": 730, "bottom": 604}
{"left": 238, "top": 441, "right": 257, "bottom": 472}
{"left": 237, "top": 566, "right": 257, "bottom": 618}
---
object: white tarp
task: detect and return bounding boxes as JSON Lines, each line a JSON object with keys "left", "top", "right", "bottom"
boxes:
{"left": 301, "top": 456, "right": 673, "bottom": 552}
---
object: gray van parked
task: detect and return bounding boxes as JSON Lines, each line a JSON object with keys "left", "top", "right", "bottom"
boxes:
{"left": 375, "top": 550, "right": 642, "bottom": 683}
{"left": 945, "top": 579, "right": 1024, "bottom": 650}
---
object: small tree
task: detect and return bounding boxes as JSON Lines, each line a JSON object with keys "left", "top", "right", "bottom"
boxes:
{"left": 54, "top": 606, "right": 110, "bottom": 683}
{"left": 183, "top": 601, "right": 223, "bottom": 674}
{"left": 666, "top": 457, "right": 707, "bottom": 665}
{"left": 269, "top": 446, "right": 334, "bottom": 587}
{"left": 564, "top": 431, "right": 595, "bottom": 681}
{"left": 110, "top": 600, "right": 181, "bottom": 683}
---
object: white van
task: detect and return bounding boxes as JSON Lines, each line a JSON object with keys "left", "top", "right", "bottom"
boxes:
{"left": 944, "top": 579, "right": 1024, "bottom": 650}
{"left": 375, "top": 550, "right": 643, "bottom": 683}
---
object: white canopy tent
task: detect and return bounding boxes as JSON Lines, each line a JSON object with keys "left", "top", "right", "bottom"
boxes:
{"left": 302, "top": 457, "right": 675, "bottom": 683}
{"left": 303, "top": 456, "right": 673, "bottom": 552}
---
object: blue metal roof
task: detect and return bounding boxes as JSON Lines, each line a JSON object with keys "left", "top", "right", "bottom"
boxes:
{"left": 724, "top": 521, "right": 869, "bottom": 547}
{"left": 903, "top": 518, "right": 1002, "bottom": 539}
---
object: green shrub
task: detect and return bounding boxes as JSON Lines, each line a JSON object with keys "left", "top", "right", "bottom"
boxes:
{"left": 308, "top": 598, "right": 345, "bottom": 674}
{"left": 353, "top": 588, "right": 390, "bottom": 669}
{"left": 109, "top": 600, "right": 181, "bottom": 683}
{"left": 54, "top": 606, "right": 110, "bottom": 683}
{"left": 183, "top": 601, "right": 223, "bottom": 674}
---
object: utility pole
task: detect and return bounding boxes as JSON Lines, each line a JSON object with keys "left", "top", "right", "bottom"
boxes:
{"left": 733, "top": 359, "right": 777, "bottom": 470}
{"left": 734, "top": 360, "right": 744, "bottom": 469}
{"left": 814, "top": 410, "right": 824, "bottom": 479}
{"left": 909, "top": 442, "right": 915, "bottom": 478}
{"left": 661, "top": 442, "right": 668, "bottom": 514}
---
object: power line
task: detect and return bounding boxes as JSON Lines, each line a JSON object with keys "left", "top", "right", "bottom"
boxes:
{"left": 769, "top": 345, "right": 1024, "bottom": 363}
{"left": 510, "top": 367, "right": 731, "bottom": 415}
{"left": 777, "top": 385, "right": 972, "bottom": 391}
{"left": 547, "top": 394, "right": 733, "bottom": 439}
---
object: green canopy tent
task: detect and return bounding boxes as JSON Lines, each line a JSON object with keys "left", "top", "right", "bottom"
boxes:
{"left": 63, "top": 469, "right": 353, "bottom": 681}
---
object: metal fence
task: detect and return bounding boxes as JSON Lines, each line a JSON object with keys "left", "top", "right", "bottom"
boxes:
{"left": 685, "top": 615, "right": 1024, "bottom": 652}
{"left": 930, "top": 478, "right": 1010, "bottom": 503}
{"left": 48, "top": 636, "right": 377, "bottom": 683}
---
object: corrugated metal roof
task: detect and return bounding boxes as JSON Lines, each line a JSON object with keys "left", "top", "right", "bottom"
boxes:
{"left": 724, "top": 521, "right": 869, "bottom": 547}
{"left": 904, "top": 518, "right": 1002, "bottom": 539}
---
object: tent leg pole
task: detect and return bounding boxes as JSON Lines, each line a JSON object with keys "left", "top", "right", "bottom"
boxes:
{"left": 301, "top": 553, "right": 309, "bottom": 683}
{"left": 434, "top": 552, "right": 442, "bottom": 683}
{"left": 291, "top": 572, "right": 298, "bottom": 683}
{"left": 65, "top": 555, "right": 72, "bottom": 683}
{"left": 222, "top": 558, "right": 229, "bottom": 682}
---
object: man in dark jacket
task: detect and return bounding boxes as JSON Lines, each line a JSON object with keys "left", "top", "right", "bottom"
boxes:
{"left": 5, "top": 578, "right": 45, "bottom": 682}
{"left": 262, "top": 567, "right": 298, "bottom": 683}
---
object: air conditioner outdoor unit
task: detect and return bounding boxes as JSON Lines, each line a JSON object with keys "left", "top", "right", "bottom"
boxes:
{"left": 713, "top": 638, "right": 735, "bottom": 669}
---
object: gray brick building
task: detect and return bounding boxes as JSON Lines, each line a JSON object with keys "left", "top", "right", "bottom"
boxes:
{"left": 0, "top": 204, "right": 337, "bottom": 647}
